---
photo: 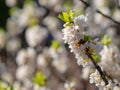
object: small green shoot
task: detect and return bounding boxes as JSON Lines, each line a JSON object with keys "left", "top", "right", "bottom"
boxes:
{"left": 58, "top": 9, "right": 74, "bottom": 27}
{"left": 83, "top": 34, "right": 91, "bottom": 42}
{"left": 32, "top": 72, "right": 46, "bottom": 86}
{"left": 92, "top": 53, "right": 100, "bottom": 62}
{"left": 101, "top": 35, "right": 112, "bottom": 45}
{"left": 51, "top": 40, "right": 60, "bottom": 50}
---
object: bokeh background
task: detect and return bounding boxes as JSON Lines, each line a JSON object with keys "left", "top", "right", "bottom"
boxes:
{"left": 0, "top": 0, "right": 120, "bottom": 90}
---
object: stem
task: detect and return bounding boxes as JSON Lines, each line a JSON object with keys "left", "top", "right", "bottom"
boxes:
{"left": 85, "top": 48, "right": 109, "bottom": 85}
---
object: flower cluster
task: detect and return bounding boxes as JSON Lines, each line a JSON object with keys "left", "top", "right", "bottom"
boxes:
{"left": 60, "top": 11, "right": 120, "bottom": 89}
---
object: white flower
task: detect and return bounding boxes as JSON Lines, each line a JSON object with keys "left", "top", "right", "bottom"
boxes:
{"left": 100, "top": 45, "right": 120, "bottom": 79}
{"left": 25, "top": 25, "right": 48, "bottom": 47}
{"left": 13, "top": 81, "right": 21, "bottom": 90}
{"left": 113, "top": 86, "right": 120, "bottom": 90}
{"left": 37, "top": 54, "right": 47, "bottom": 67}
{"left": 16, "top": 65, "right": 34, "bottom": 81}
{"left": 74, "top": 15, "right": 88, "bottom": 32}
{"left": 1, "top": 72, "right": 13, "bottom": 84}
{"left": 64, "top": 81, "right": 75, "bottom": 90}
{"left": 52, "top": 58, "right": 67, "bottom": 73}
{"left": 61, "top": 12, "right": 120, "bottom": 90}
{"left": 82, "top": 66, "right": 95, "bottom": 79}
{"left": 6, "top": 38, "right": 21, "bottom": 52}
{"left": 100, "top": 45, "right": 120, "bottom": 63}
{"left": 62, "top": 15, "right": 103, "bottom": 67}
{"left": 33, "top": 85, "right": 50, "bottom": 90}
{"left": 6, "top": 0, "right": 16, "bottom": 7}
{"left": 16, "top": 47, "right": 36, "bottom": 66}
{"left": 89, "top": 70, "right": 105, "bottom": 87}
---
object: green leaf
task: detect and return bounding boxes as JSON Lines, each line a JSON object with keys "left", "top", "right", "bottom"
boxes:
{"left": 92, "top": 53, "right": 100, "bottom": 62}
{"left": 58, "top": 14, "right": 65, "bottom": 22}
{"left": 58, "top": 9, "right": 74, "bottom": 24}
{"left": 63, "top": 22, "right": 70, "bottom": 27}
{"left": 83, "top": 34, "right": 91, "bottom": 42}
{"left": 63, "top": 12, "right": 70, "bottom": 22}
{"left": 32, "top": 72, "right": 46, "bottom": 86}
{"left": 51, "top": 40, "right": 60, "bottom": 50}
{"left": 68, "top": 9, "right": 74, "bottom": 22}
{"left": 101, "top": 35, "right": 112, "bottom": 45}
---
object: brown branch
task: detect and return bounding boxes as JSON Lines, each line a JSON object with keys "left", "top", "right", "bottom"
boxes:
{"left": 80, "top": 0, "right": 120, "bottom": 25}
{"left": 85, "top": 48, "right": 108, "bottom": 85}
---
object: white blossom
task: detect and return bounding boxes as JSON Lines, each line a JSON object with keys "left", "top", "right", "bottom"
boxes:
{"left": 37, "top": 54, "right": 48, "bottom": 67}
{"left": 6, "top": 0, "right": 16, "bottom": 7}
{"left": 89, "top": 70, "right": 105, "bottom": 87}
{"left": 62, "top": 15, "right": 102, "bottom": 67}
{"left": 16, "top": 47, "right": 36, "bottom": 66}
{"left": 25, "top": 25, "right": 48, "bottom": 47}
{"left": 113, "top": 86, "right": 120, "bottom": 90}
{"left": 16, "top": 65, "right": 34, "bottom": 81}
{"left": 64, "top": 81, "right": 75, "bottom": 90}
{"left": 100, "top": 45, "right": 120, "bottom": 79}
{"left": 6, "top": 38, "right": 21, "bottom": 52}
{"left": 82, "top": 66, "right": 95, "bottom": 79}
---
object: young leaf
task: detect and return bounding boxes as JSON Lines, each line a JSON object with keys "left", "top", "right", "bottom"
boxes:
{"left": 62, "top": 12, "right": 69, "bottom": 22}
{"left": 84, "top": 34, "right": 91, "bottom": 42}
{"left": 58, "top": 9, "right": 74, "bottom": 26}
{"left": 63, "top": 22, "right": 70, "bottom": 27}
{"left": 68, "top": 9, "right": 74, "bottom": 22}
{"left": 32, "top": 72, "right": 46, "bottom": 86}
{"left": 51, "top": 40, "right": 60, "bottom": 50}
{"left": 101, "top": 35, "right": 112, "bottom": 45}
{"left": 92, "top": 53, "right": 100, "bottom": 62}
{"left": 58, "top": 14, "right": 65, "bottom": 22}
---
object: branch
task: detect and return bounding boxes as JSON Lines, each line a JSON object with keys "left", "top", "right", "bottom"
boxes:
{"left": 80, "top": 0, "right": 120, "bottom": 25}
{"left": 85, "top": 48, "right": 108, "bottom": 85}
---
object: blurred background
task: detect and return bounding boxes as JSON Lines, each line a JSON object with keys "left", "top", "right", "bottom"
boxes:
{"left": 0, "top": 0, "right": 120, "bottom": 90}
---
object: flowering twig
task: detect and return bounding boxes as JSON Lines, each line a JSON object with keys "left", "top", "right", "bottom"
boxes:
{"left": 80, "top": 0, "right": 120, "bottom": 25}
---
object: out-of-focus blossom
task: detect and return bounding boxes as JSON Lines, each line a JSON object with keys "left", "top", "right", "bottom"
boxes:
{"left": 52, "top": 58, "right": 67, "bottom": 73}
{"left": 6, "top": 0, "right": 16, "bottom": 7}
{"left": 100, "top": 45, "right": 120, "bottom": 79}
{"left": 113, "top": 86, "right": 120, "bottom": 90}
{"left": 1, "top": 72, "right": 13, "bottom": 84}
{"left": 16, "top": 47, "right": 36, "bottom": 66}
{"left": 64, "top": 81, "right": 75, "bottom": 90}
{"left": 25, "top": 25, "right": 48, "bottom": 47}
{"left": 82, "top": 66, "right": 95, "bottom": 79}
{"left": 37, "top": 54, "right": 48, "bottom": 67}
{"left": 16, "top": 65, "right": 34, "bottom": 81}
{"left": 33, "top": 85, "right": 50, "bottom": 90}
{"left": 6, "top": 38, "right": 21, "bottom": 52}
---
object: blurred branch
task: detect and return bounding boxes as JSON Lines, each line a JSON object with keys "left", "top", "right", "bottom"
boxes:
{"left": 115, "top": 0, "right": 120, "bottom": 9}
{"left": 80, "top": 0, "right": 120, "bottom": 25}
